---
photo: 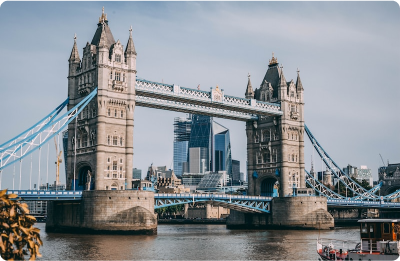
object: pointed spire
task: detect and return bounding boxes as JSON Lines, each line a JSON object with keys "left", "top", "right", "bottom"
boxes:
{"left": 279, "top": 66, "right": 287, "bottom": 87}
{"left": 69, "top": 33, "right": 80, "bottom": 63}
{"left": 125, "top": 25, "right": 136, "bottom": 55}
{"left": 296, "top": 68, "right": 304, "bottom": 91}
{"left": 99, "top": 6, "right": 108, "bottom": 24}
{"left": 98, "top": 22, "right": 108, "bottom": 48}
{"left": 245, "top": 73, "right": 254, "bottom": 99}
{"left": 269, "top": 52, "right": 278, "bottom": 66}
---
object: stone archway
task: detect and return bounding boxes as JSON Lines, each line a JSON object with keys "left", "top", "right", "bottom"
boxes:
{"left": 111, "top": 182, "right": 118, "bottom": 190}
{"left": 261, "top": 177, "right": 279, "bottom": 197}
{"left": 77, "top": 165, "right": 94, "bottom": 190}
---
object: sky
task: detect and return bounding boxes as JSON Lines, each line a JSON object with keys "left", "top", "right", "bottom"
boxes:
{"left": 0, "top": 1, "right": 399, "bottom": 189}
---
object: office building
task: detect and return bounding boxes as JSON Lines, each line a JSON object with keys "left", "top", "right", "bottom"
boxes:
{"left": 133, "top": 168, "right": 142, "bottom": 180}
{"left": 173, "top": 116, "right": 192, "bottom": 176}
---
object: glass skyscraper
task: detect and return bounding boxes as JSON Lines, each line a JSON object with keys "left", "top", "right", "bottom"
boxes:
{"left": 173, "top": 116, "right": 192, "bottom": 177}
{"left": 173, "top": 114, "right": 233, "bottom": 177}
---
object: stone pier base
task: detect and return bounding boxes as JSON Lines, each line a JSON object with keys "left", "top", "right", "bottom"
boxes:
{"left": 46, "top": 190, "right": 157, "bottom": 234}
{"left": 227, "top": 196, "right": 334, "bottom": 230}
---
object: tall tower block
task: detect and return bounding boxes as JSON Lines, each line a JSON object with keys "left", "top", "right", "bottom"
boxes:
{"left": 246, "top": 54, "right": 305, "bottom": 197}
{"left": 66, "top": 8, "right": 136, "bottom": 190}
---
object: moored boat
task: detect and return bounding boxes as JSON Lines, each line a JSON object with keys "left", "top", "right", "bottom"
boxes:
{"left": 317, "top": 219, "right": 400, "bottom": 260}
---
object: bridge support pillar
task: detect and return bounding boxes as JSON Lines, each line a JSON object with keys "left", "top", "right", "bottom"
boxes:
{"left": 227, "top": 196, "right": 334, "bottom": 230}
{"left": 46, "top": 190, "right": 157, "bottom": 234}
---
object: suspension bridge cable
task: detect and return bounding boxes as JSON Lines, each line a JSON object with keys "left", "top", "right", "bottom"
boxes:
{"left": 30, "top": 154, "right": 32, "bottom": 190}
{"left": 73, "top": 117, "right": 77, "bottom": 192}
{"left": 46, "top": 142, "right": 49, "bottom": 190}
{"left": 38, "top": 146, "right": 41, "bottom": 191}
{"left": 19, "top": 159, "right": 22, "bottom": 190}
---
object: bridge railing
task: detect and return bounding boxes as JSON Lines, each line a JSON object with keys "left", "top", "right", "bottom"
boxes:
{"left": 154, "top": 193, "right": 273, "bottom": 201}
{"left": 135, "top": 78, "right": 282, "bottom": 115}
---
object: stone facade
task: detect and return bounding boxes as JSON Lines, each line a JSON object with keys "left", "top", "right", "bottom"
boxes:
{"left": 227, "top": 197, "right": 334, "bottom": 229}
{"left": 66, "top": 9, "right": 136, "bottom": 191}
{"left": 46, "top": 190, "right": 157, "bottom": 234}
{"left": 246, "top": 54, "right": 305, "bottom": 197}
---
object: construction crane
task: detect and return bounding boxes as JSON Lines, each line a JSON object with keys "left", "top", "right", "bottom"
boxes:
{"left": 379, "top": 153, "right": 386, "bottom": 167}
{"left": 54, "top": 136, "right": 62, "bottom": 185}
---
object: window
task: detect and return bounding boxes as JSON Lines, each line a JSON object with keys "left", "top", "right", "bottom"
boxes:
{"left": 82, "top": 134, "right": 87, "bottom": 147}
{"left": 263, "top": 130, "right": 270, "bottom": 142}
{"left": 123, "top": 73, "right": 125, "bottom": 82}
{"left": 121, "top": 110, "right": 123, "bottom": 118}
{"left": 120, "top": 137, "right": 123, "bottom": 146}
{"left": 120, "top": 158, "right": 123, "bottom": 164}
{"left": 291, "top": 104, "right": 296, "bottom": 112}
{"left": 257, "top": 155, "right": 262, "bottom": 164}
{"left": 106, "top": 186, "right": 109, "bottom": 190}
{"left": 290, "top": 91, "right": 294, "bottom": 97}
{"left": 108, "top": 108, "right": 111, "bottom": 116}
{"left": 92, "top": 109, "right": 95, "bottom": 118}
{"left": 110, "top": 71, "right": 113, "bottom": 80}
{"left": 107, "top": 135, "right": 110, "bottom": 145}
{"left": 113, "top": 161, "right": 118, "bottom": 178}
{"left": 113, "top": 136, "right": 118, "bottom": 146}
{"left": 263, "top": 152, "right": 270, "bottom": 163}
{"left": 384, "top": 223, "right": 390, "bottom": 234}
{"left": 115, "top": 54, "right": 121, "bottom": 62}
{"left": 288, "top": 154, "right": 291, "bottom": 162}
{"left": 115, "top": 72, "right": 120, "bottom": 81}
{"left": 107, "top": 157, "right": 111, "bottom": 163}
{"left": 114, "top": 109, "right": 117, "bottom": 117}
{"left": 255, "top": 134, "right": 259, "bottom": 143}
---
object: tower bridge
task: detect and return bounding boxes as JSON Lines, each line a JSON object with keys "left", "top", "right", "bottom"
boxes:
{"left": 1, "top": 8, "right": 400, "bottom": 234}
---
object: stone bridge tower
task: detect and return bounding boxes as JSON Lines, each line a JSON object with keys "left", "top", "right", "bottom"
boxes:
{"left": 66, "top": 8, "right": 136, "bottom": 190}
{"left": 246, "top": 54, "right": 305, "bottom": 197}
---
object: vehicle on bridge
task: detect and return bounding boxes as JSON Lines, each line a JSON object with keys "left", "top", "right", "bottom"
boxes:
{"left": 317, "top": 219, "right": 400, "bottom": 260}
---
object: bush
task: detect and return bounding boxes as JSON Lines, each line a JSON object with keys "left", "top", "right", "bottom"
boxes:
{"left": 0, "top": 189, "right": 42, "bottom": 260}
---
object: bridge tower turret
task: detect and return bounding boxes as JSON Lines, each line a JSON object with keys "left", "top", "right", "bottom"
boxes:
{"left": 66, "top": 8, "right": 136, "bottom": 191}
{"left": 246, "top": 53, "right": 305, "bottom": 197}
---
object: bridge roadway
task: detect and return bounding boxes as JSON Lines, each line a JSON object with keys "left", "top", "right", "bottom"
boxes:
{"left": 6, "top": 190, "right": 272, "bottom": 213}
{"left": 6, "top": 190, "right": 400, "bottom": 211}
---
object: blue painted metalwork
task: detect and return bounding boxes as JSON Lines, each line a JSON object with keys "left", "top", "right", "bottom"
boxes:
{"left": 154, "top": 193, "right": 271, "bottom": 213}
{"left": 6, "top": 190, "right": 82, "bottom": 201}
{"left": 305, "top": 125, "right": 376, "bottom": 198}
{"left": 0, "top": 88, "right": 97, "bottom": 171}
{"left": 0, "top": 98, "right": 68, "bottom": 152}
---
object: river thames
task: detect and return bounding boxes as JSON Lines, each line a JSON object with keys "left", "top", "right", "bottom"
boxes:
{"left": 36, "top": 223, "right": 360, "bottom": 260}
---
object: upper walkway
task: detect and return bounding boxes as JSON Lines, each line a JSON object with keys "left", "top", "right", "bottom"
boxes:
{"left": 135, "top": 78, "right": 283, "bottom": 121}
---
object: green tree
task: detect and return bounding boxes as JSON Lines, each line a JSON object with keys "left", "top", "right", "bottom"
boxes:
{"left": 0, "top": 189, "right": 42, "bottom": 260}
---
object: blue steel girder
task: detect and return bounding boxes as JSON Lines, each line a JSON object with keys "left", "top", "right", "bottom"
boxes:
{"left": 0, "top": 89, "right": 97, "bottom": 171}
{"left": 135, "top": 78, "right": 282, "bottom": 120}
{"left": 0, "top": 98, "right": 68, "bottom": 152}
{"left": 304, "top": 125, "right": 375, "bottom": 198}
{"left": 154, "top": 193, "right": 271, "bottom": 213}
{"left": 305, "top": 169, "right": 383, "bottom": 201}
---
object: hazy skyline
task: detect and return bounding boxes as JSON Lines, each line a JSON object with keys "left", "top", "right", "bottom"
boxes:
{"left": 0, "top": 2, "right": 399, "bottom": 189}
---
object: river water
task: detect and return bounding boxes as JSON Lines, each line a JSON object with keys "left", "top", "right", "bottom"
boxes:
{"left": 36, "top": 223, "right": 360, "bottom": 260}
